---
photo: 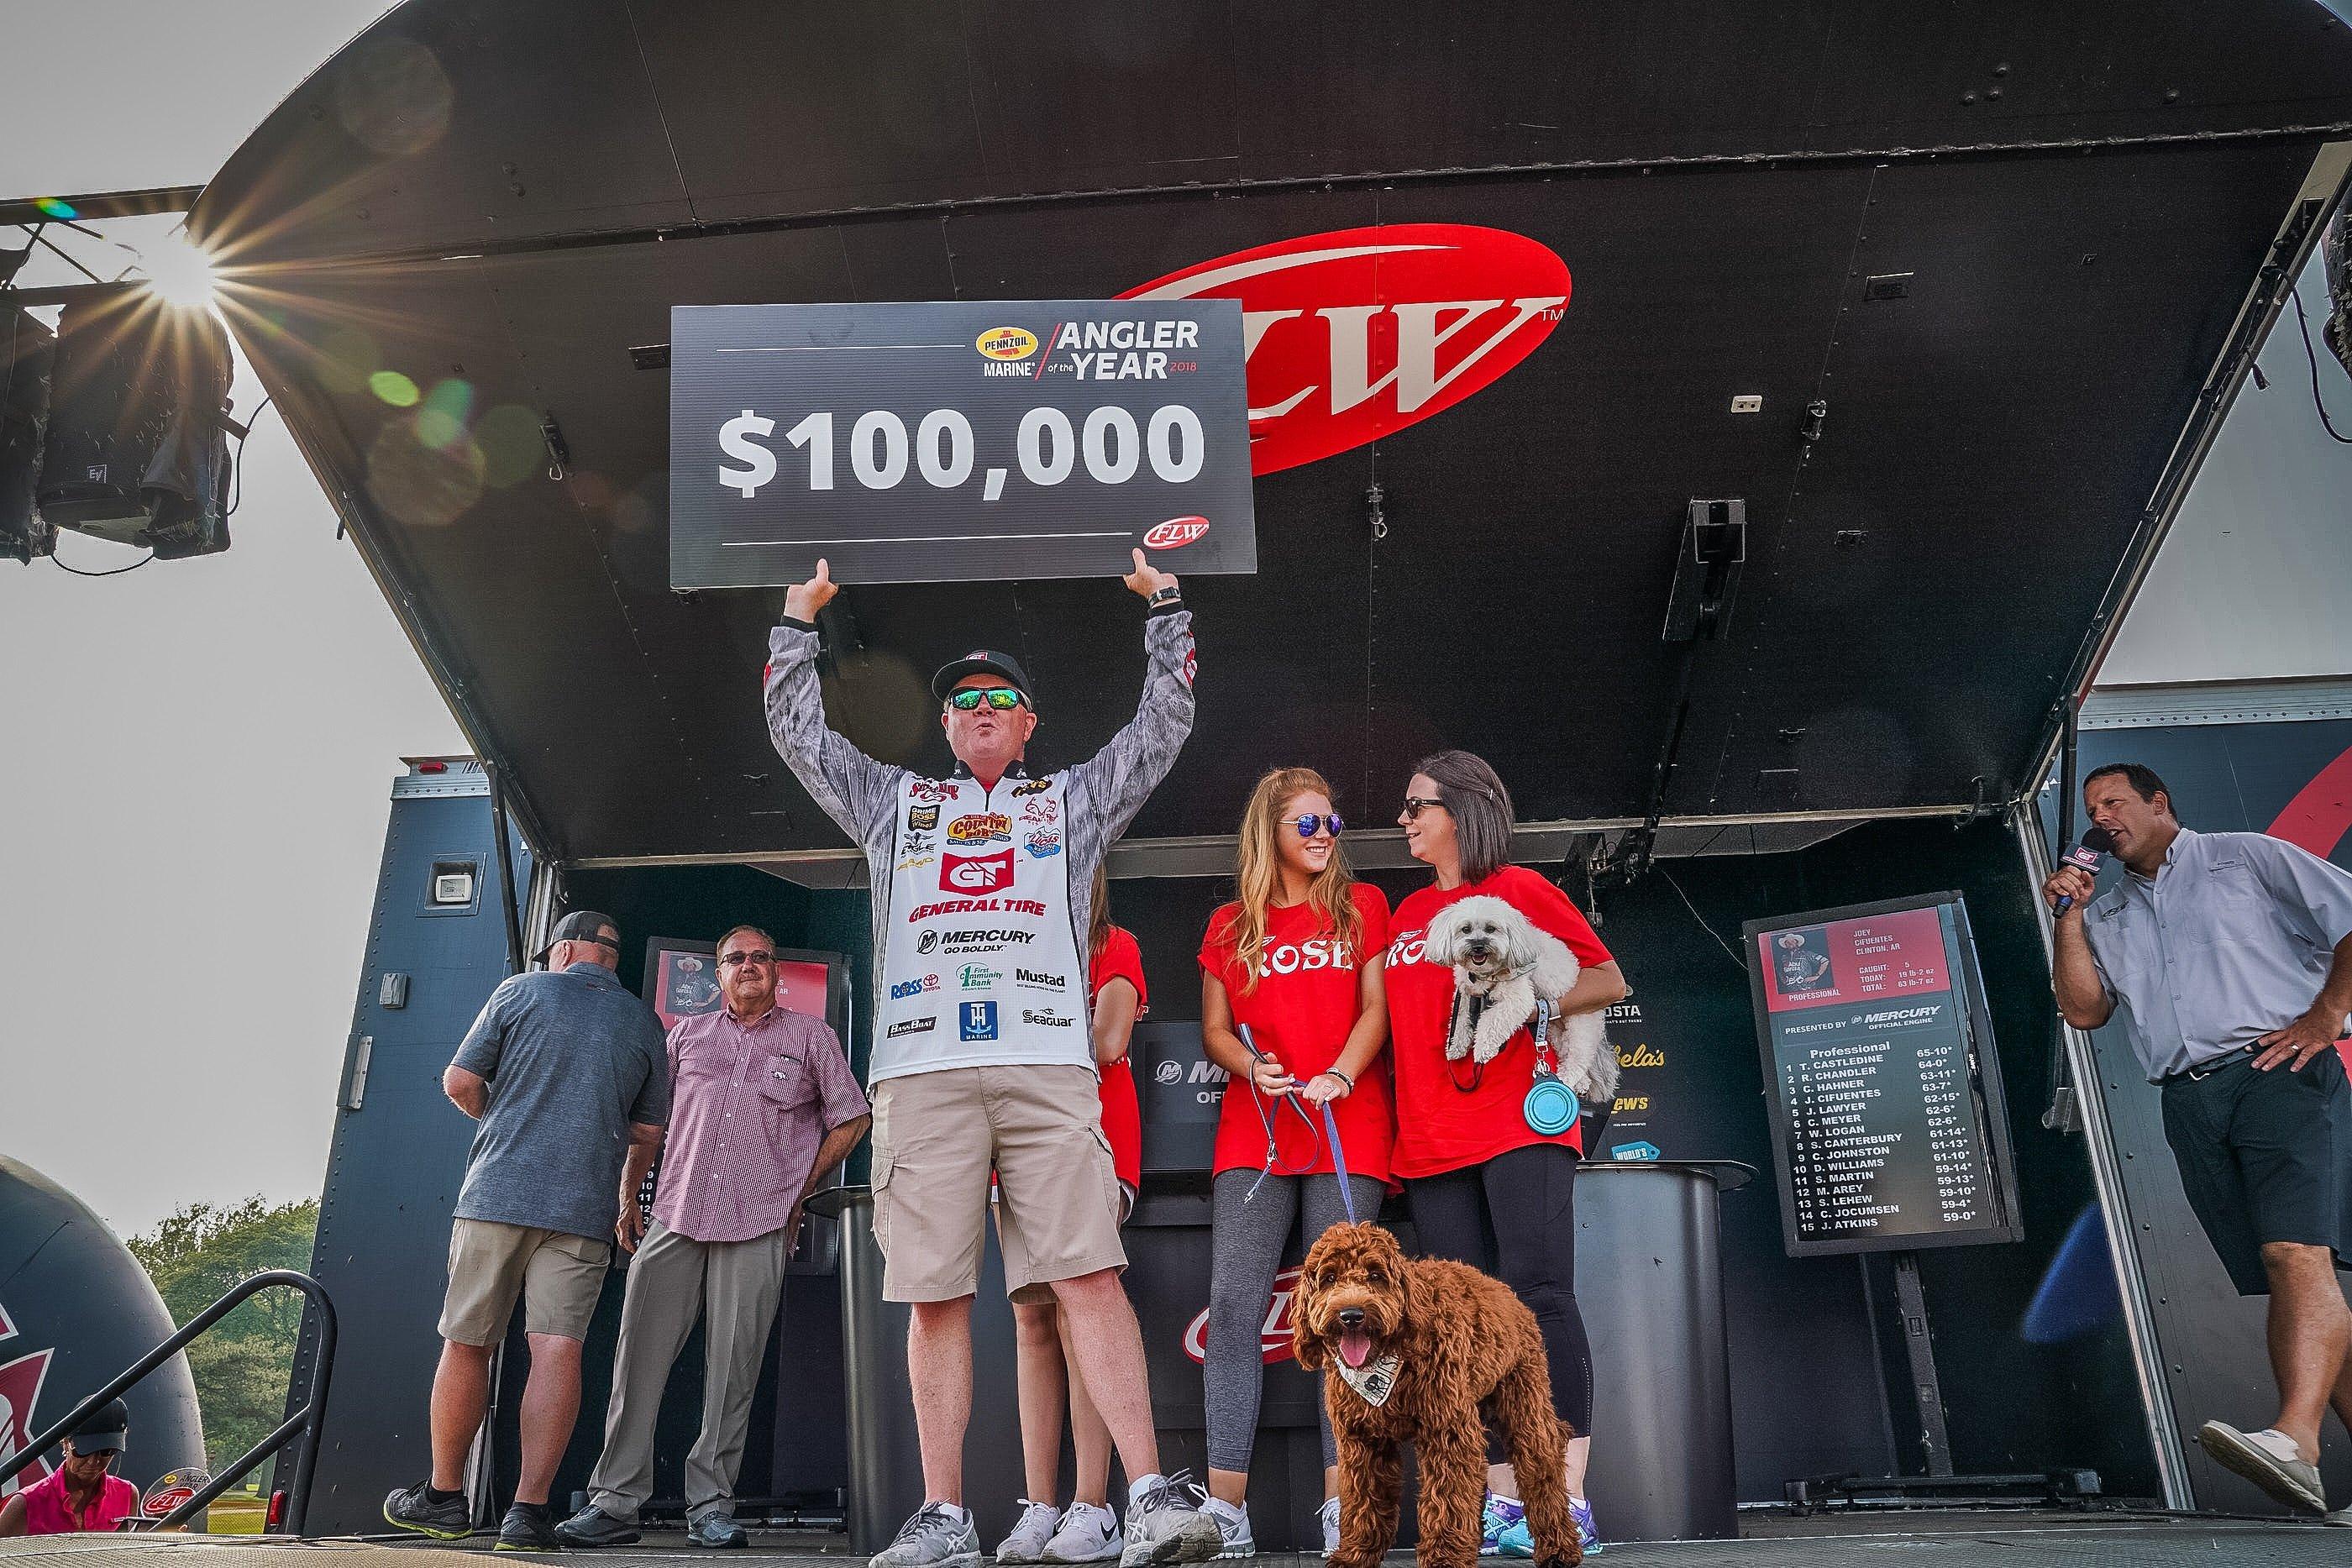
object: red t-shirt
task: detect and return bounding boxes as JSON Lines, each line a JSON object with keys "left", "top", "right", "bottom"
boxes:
{"left": 1200, "top": 884, "right": 1395, "bottom": 1184}
{"left": 1385, "top": 866, "right": 1613, "bottom": 1178}
{"left": 1090, "top": 926, "right": 1147, "bottom": 1192}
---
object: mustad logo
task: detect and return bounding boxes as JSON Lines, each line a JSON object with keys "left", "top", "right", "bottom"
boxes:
{"left": 1123, "top": 223, "right": 1570, "bottom": 476}
{"left": 1016, "top": 968, "right": 1067, "bottom": 991}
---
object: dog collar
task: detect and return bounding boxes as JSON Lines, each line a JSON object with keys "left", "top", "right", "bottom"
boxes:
{"left": 1333, "top": 1352, "right": 1402, "bottom": 1407}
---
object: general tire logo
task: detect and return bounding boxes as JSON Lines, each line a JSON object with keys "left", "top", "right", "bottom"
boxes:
{"left": 1124, "top": 223, "right": 1570, "bottom": 476}
{"left": 1182, "top": 1265, "right": 1304, "bottom": 1365}
{"left": 1143, "top": 516, "right": 1210, "bottom": 550}
{"left": 941, "top": 848, "right": 1016, "bottom": 894}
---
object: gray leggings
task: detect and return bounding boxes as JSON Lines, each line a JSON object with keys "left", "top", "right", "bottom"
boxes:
{"left": 1205, "top": 1167, "right": 1387, "bottom": 1472}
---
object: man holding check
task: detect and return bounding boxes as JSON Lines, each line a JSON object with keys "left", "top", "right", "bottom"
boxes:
{"left": 764, "top": 550, "right": 1217, "bottom": 1568}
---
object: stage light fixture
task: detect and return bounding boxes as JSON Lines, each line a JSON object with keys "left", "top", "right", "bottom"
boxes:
{"left": 141, "top": 231, "right": 219, "bottom": 312}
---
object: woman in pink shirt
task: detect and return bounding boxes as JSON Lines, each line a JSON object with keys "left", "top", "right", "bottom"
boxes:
{"left": 0, "top": 1400, "right": 140, "bottom": 1536}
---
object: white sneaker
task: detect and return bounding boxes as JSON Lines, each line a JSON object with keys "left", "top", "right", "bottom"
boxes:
{"left": 1194, "top": 1495, "right": 1252, "bottom": 1560}
{"left": 872, "top": 1503, "right": 981, "bottom": 1568}
{"left": 1120, "top": 1473, "right": 1224, "bottom": 1567}
{"left": 998, "top": 1501, "right": 1062, "bottom": 1565}
{"left": 1316, "top": 1498, "right": 1340, "bottom": 1557}
{"left": 1041, "top": 1502, "right": 1122, "bottom": 1563}
{"left": 2197, "top": 1422, "right": 2328, "bottom": 1515}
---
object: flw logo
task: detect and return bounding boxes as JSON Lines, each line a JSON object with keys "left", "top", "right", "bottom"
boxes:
{"left": 1123, "top": 224, "right": 1571, "bottom": 475}
{"left": 1182, "top": 1265, "right": 1302, "bottom": 1366}
{"left": 0, "top": 1302, "right": 55, "bottom": 1497}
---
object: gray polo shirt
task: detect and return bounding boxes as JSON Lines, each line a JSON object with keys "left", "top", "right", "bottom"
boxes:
{"left": 450, "top": 962, "right": 672, "bottom": 1240}
{"left": 2082, "top": 828, "right": 2352, "bottom": 1080}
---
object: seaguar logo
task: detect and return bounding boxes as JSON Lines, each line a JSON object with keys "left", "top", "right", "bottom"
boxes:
{"left": 1122, "top": 223, "right": 1570, "bottom": 476}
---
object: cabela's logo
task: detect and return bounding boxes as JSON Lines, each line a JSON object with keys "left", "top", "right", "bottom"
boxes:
{"left": 976, "top": 326, "right": 1038, "bottom": 361}
{"left": 1618, "top": 1043, "right": 1665, "bottom": 1068}
{"left": 1183, "top": 1266, "right": 1303, "bottom": 1365}
{"left": 1123, "top": 223, "right": 1570, "bottom": 476}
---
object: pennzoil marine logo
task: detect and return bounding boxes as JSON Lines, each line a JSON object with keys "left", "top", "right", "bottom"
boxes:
{"left": 976, "top": 327, "right": 1038, "bottom": 361}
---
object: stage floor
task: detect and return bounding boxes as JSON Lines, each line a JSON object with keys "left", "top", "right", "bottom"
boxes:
{"left": 3, "top": 1513, "right": 2349, "bottom": 1568}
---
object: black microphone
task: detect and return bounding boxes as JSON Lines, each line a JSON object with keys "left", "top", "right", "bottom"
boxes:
{"left": 2054, "top": 826, "right": 2115, "bottom": 915}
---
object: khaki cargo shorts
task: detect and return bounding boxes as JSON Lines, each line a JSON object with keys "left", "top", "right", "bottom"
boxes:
{"left": 871, "top": 1064, "right": 1125, "bottom": 1303}
{"left": 438, "top": 1218, "right": 611, "bottom": 1345}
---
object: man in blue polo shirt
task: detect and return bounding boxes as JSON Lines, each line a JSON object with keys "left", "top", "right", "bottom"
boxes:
{"left": 2045, "top": 763, "right": 2352, "bottom": 1521}
{"left": 384, "top": 910, "right": 671, "bottom": 1550}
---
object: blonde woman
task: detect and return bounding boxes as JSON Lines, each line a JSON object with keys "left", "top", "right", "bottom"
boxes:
{"left": 1195, "top": 768, "right": 1392, "bottom": 1556}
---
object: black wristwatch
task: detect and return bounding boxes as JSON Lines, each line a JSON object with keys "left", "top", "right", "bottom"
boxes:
{"left": 1147, "top": 585, "right": 1184, "bottom": 609}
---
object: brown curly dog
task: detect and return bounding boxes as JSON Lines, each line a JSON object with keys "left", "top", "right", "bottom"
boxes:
{"left": 1294, "top": 1222, "right": 1578, "bottom": 1568}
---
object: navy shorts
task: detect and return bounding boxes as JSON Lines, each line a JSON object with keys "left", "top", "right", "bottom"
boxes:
{"left": 2160, "top": 1047, "right": 2352, "bottom": 1297}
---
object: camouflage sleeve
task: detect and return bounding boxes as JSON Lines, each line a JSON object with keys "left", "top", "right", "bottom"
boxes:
{"left": 1066, "top": 606, "right": 1195, "bottom": 842}
{"left": 763, "top": 620, "right": 905, "bottom": 846}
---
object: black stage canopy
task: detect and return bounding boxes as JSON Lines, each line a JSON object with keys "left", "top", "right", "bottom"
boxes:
{"left": 189, "top": 1, "right": 2352, "bottom": 864}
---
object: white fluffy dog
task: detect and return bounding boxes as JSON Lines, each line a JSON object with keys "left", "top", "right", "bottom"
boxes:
{"left": 1425, "top": 895, "right": 1618, "bottom": 1108}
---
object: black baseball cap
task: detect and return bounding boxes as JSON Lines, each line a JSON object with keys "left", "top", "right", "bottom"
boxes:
{"left": 931, "top": 648, "right": 1034, "bottom": 704}
{"left": 536, "top": 910, "right": 620, "bottom": 962}
{"left": 70, "top": 1398, "right": 129, "bottom": 1455}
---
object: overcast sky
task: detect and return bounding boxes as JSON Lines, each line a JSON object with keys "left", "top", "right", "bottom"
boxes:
{"left": 2, "top": 3, "right": 2348, "bottom": 1240}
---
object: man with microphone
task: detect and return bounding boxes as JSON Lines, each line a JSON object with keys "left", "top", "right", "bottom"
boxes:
{"left": 764, "top": 551, "right": 1217, "bottom": 1568}
{"left": 2044, "top": 763, "right": 2352, "bottom": 1520}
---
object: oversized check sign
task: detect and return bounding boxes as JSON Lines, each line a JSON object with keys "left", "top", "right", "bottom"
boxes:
{"left": 669, "top": 298, "right": 1256, "bottom": 589}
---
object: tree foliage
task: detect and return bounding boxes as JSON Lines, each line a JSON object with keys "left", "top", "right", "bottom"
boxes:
{"left": 129, "top": 1197, "right": 318, "bottom": 1477}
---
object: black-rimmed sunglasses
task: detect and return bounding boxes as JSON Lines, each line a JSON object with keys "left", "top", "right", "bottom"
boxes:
{"left": 946, "top": 687, "right": 1027, "bottom": 711}
{"left": 1400, "top": 795, "right": 1448, "bottom": 821}
{"left": 1293, "top": 813, "right": 1344, "bottom": 838}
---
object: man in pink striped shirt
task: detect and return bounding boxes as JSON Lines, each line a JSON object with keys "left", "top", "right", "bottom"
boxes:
{"left": 559, "top": 925, "right": 869, "bottom": 1550}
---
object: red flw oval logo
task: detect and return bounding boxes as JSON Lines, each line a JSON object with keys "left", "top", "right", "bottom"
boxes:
{"left": 1123, "top": 224, "right": 1571, "bottom": 475}
{"left": 1142, "top": 517, "right": 1210, "bottom": 550}
{"left": 1182, "top": 1265, "right": 1301, "bottom": 1366}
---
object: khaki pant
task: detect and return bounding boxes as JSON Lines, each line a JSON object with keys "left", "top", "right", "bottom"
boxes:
{"left": 585, "top": 1220, "right": 790, "bottom": 1523}
{"left": 439, "top": 1219, "right": 610, "bottom": 1345}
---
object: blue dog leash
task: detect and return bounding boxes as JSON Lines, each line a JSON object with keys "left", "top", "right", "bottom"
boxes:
{"left": 1237, "top": 1025, "right": 1360, "bottom": 1224}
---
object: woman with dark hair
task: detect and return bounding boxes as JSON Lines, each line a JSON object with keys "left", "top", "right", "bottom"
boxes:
{"left": 1384, "top": 750, "right": 1627, "bottom": 1558}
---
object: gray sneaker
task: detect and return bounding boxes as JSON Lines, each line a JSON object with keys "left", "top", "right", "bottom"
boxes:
{"left": 998, "top": 1501, "right": 1062, "bottom": 1564}
{"left": 1120, "top": 1474, "right": 1223, "bottom": 1568}
{"left": 554, "top": 1504, "right": 641, "bottom": 1548}
{"left": 688, "top": 1513, "right": 748, "bottom": 1550}
{"left": 2323, "top": 1505, "right": 2352, "bottom": 1527}
{"left": 871, "top": 1503, "right": 981, "bottom": 1568}
{"left": 2197, "top": 1422, "right": 2327, "bottom": 1515}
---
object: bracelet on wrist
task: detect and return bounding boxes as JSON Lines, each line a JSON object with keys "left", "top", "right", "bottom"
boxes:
{"left": 1321, "top": 1068, "right": 1354, "bottom": 1094}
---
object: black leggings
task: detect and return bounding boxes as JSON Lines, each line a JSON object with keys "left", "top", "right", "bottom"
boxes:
{"left": 1406, "top": 1143, "right": 1594, "bottom": 1452}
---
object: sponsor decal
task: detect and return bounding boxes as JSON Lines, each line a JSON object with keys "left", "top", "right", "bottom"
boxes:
{"left": 940, "top": 848, "right": 1016, "bottom": 894}
{"left": 943, "top": 930, "right": 1037, "bottom": 954}
{"left": 1143, "top": 516, "right": 1211, "bottom": 550}
{"left": 910, "top": 779, "right": 956, "bottom": 803}
{"left": 1025, "top": 829, "right": 1063, "bottom": 859}
{"left": 1011, "top": 777, "right": 1054, "bottom": 795}
{"left": 1181, "top": 642, "right": 1196, "bottom": 688}
{"left": 889, "top": 974, "right": 942, "bottom": 1000}
{"left": 1019, "top": 798, "right": 1058, "bottom": 825}
{"left": 1016, "top": 968, "right": 1067, "bottom": 992}
{"left": 1620, "top": 1043, "right": 1665, "bottom": 1068}
{"left": 897, "top": 854, "right": 936, "bottom": 872}
{"left": 907, "top": 804, "right": 940, "bottom": 831}
{"left": 960, "top": 1001, "right": 1000, "bottom": 1041}
{"left": 0, "top": 1302, "right": 55, "bottom": 1495}
{"left": 1183, "top": 1265, "right": 1304, "bottom": 1365}
{"left": 1155, "top": 1059, "right": 1184, "bottom": 1084}
{"left": 908, "top": 897, "right": 1047, "bottom": 922}
{"left": 959, "top": 963, "right": 1004, "bottom": 989}
{"left": 1021, "top": 1007, "right": 1077, "bottom": 1028}
{"left": 900, "top": 831, "right": 935, "bottom": 855}
{"left": 1610, "top": 1141, "right": 1662, "bottom": 1162}
{"left": 887, "top": 1015, "right": 937, "bottom": 1039}
{"left": 917, "top": 931, "right": 939, "bottom": 955}
{"left": 142, "top": 1468, "right": 212, "bottom": 1519}
{"left": 948, "top": 813, "right": 1012, "bottom": 844}
{"left": 975, "top": 326, "right": 1039, "bottom": 362}
{"left": 1122, "top": 223, "right": 1571, "bottom": 476}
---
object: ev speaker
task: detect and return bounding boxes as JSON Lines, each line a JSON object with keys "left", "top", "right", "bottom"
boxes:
{"left": 0, "top": 305, "right": 54, "bottom": 564}
{"left": 36, "top": 296, "right": 234, "bottom": 559}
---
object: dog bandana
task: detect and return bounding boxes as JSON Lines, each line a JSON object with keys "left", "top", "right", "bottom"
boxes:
{"left": 1333, "top": 1352, "right": 1402, "bottom": 1408}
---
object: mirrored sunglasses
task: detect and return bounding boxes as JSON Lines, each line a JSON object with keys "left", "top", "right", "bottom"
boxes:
{"left": 946, "top": 686, "right": 1027, "bottom": 711}
{"left": 1293, "top": 813, "right": 1345, "bottom": 838}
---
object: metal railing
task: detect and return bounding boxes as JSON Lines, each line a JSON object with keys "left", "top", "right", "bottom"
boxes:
{"left": 0, "top": 1269, "right": 336, "bottom": 1535}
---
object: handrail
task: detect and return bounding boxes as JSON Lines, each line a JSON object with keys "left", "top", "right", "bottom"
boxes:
{"left": 0, "top": 1268, "right": 337, "bottom": 1536}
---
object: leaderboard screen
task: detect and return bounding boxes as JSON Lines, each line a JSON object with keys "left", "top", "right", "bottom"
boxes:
{"left": 1744, "top": 893, "right": 2024, "bottom": 1258}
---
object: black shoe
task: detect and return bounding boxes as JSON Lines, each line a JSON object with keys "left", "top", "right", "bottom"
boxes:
{"left": 555, "top": 1504, "right": 643, "bottom": 1548}
{"left": 688, "top": 1513, "right": 749, "bottom": 1549}
{"left": 384, "top": 1481, "right": 470, "bottom": 1539}
{"left": 496, "top": 1501, "right": 565, "bottom": 1551}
